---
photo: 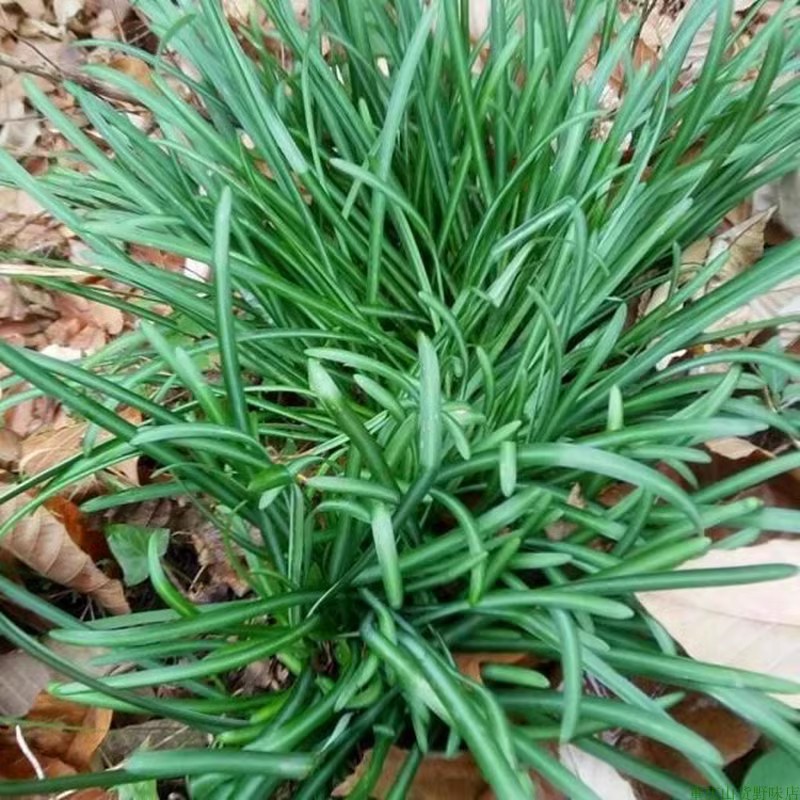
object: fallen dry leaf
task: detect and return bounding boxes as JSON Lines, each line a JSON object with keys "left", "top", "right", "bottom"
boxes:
{"left": 559, "top": 744, "right": 636, "bottom": 799}
{"left": 0, "top": 639, "right": 110, "bottom": 719}
{"left": 546, "top": 483, "right": 586, "bottom": 541}
{"left": 19, "top": 408, "right": 140, "bottom": 495}
{"left": 3, "top": 390, "right": 63, "bottom": 438}
{"left": 24, "top": 694, "right": 111, "bottom": 770}
{"left": 188, "top": 522, "right": 250, "bottom": 603}
{"left": 0, "top": 493, "right": 130, "bottom": 614}
{"left": 109, "top": 53, "right": 152, "bottom": 86}
{"left": 45, "top": 494, "right": 111, "bottom": 563}
{"left": 704, "top": 437, "right": 767, "bottom": 460}
{"left": 46, "top": 292, "right": 125, "bottom": 356}
{"left": 332, "top": 747, "right": 487, "bottom": 800}
{"left": 637, "top": 540, "right": 800, "bottom": 707}
{"left": 712, "top": 274, "right": 800, "bottom": 346}
{"left": 755, "top": 168, "right": 800, "bottom": 238}
{"left": 624, "top": 693, "right": 759, "bottom": 795}
{"left": 0, "top": 692, "right": 112, "bottom": 799}
{"left": 706, "top": 210, "right": 771, "bottom": 282}
{"left": 453, "top": 651, "right": 541, "bottom": 684}
{"left": 100, "top": 719, "right": 210, "bottom": 765}
{"left": 0, "top": 427, "right": 20, "bottom": 469}
{"left": 643, "top": 210, "right": 769, "bottom": 320}
{"left": 0, "top": 650, "right": 51, "bottom": 717}
{"left": 333, "top": 746, "right": 564, "bottom": 800}
{"left": 53, "top": 0, "right": 83, "bottom": 26}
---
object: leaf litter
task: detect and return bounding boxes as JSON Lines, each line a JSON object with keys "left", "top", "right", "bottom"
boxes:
{"left": 0, "top": 0, "right": 799, "bottom": 798}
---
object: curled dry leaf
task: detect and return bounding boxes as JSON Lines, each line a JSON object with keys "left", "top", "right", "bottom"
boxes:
{"left": 24, "top": 695, "right": 111, "bottom": 771}
{"left": 637, "top": 540, "right": 800, "bottom": 707}
{"left": 3, "top": 391, "right": 63, "bottom": 438}
{"left": 558, "top": 744, "right": 636, "bottom": 800}
{"left": 0, "top": 694, "right": 112, "bottom": 798}
{"left": 0, "top": 643, "right": 112, "bottom": 797}
{"left": 188, "top": 522, "right": 250, "bottom": 602}
{"left": 0, "top": 493, "right": 130, "bottom": 614}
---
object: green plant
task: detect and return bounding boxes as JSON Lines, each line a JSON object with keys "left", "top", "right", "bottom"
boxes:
{"left": 2, "top": 0, "right": 800, "bottom": 797}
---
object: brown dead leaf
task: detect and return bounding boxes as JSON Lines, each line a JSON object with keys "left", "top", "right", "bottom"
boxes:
{"left": 559, "top": 744, "right": 637, "bottom": 799}
{"left": 101, "top": 719, "right": 210, "bottom": 765}
{"left": 704, "top": 437, "right": 766, "bottom": 460}
{"left": 0, "top": 276, "right": 55, "bottom": 322}
{"left": 0, "top": 96, "right": 41, "bottom": 156}
{"left": 706, "top": 209, "right": 771, "bottom": 284}
{"left": 0, "top": 187, "right": 44, "bottom": 218}
{"left": 0, "top": 493, "right": 130, "bottom": 613}
{"left": 0, "top": 650, "right": 51, "bottom": 717}
{"left": 0, "top": 428, "right": 20, "bottom": 469}
{"left": 637, "top": 540, "right": 800, "bottom": 707}
{"left": 755, "top": 169, "right": 800, "bottom": 238}
{"left": 0, "top": 692, "right": 112, "bottom": 798}
{"left": 0, "top": 644, "right": 112, "bottom": 798}
{"left": 669, "top": 442, "right": 799, "bottom": 540}
{"left": 46, "top": 292, "right": 125, "bottom": 356}
{"left": 54, "top": 0, "right": 84, "bottom": 27}
{"left": 188, "top": 522, "right": 250, "bottom": 603}
{"left": 19, "top": 408, "right": 140, "bottom": 494}
{"left": 109, "top": 53, "right": 152, "bottom": 85}
{"left": 0, "top": 640, "right": 110, "bottom": 718}
{"left": 332, "top": 748, "right": 483, "bottom": 800}
{"left": 4, "top": 390, "right": 64, "bottom": 439}
{"left": 45, "top": 495, "right": 111, "bottom": 563}
{"left": 333, "top": 746, "right": 564, "bottom": 800}
{"left": 546, "top": 483, "right": 586, "bottom": 541}
{"left": 624, "top": 694, "right": 759, "bottom": 794}
{"left": 644, "top": 211, "right": 769, "bottom": 321}
{"left": 711, "top": 273, "right": 800, "bottom": 345}
{"left": 453, "top": 651, "right": 542, "bottom": 684}
{"left": 644, "top": 208, "right": 799, "bottom": 353}
{"left": 129, "top": 243, "right": 185, "bottom": 272}
{"left": 24, "top": 694, "right": 111, "bottom": 770}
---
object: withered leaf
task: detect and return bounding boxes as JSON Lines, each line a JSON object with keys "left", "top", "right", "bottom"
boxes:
{"left": 0, "top": 493, "right": 130, "bottom": 614}
{"left": 333, "top": 746, "right": 564, "bottom": 800}
{"left": 559, "top": 744, "right": 636, "bottom": 799}
{"left": 637, "top": 540, "right": 800, "bottom": 707}
{"left": 624, "top": 694, "right": 759, "bottom": 792}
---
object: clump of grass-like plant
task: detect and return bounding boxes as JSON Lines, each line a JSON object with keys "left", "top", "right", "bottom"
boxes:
{"left": 2, "top": 0, "right": 800, "bottom": 797}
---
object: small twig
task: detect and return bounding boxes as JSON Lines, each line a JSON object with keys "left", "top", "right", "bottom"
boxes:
{"left": 0, "top": 52, "right": 137, "bottom": 105}
{"left": 15, "top": 725, "right": 45, "bottom": 780}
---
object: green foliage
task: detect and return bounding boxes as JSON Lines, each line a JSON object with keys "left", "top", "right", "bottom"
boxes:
{"left": 1, "top": 0, "right": 800, "bottom": 797}
{"left": 742, "top": 748, "right": 800, "bottom": 796}
{"left": 106, "top": 524, "right": 169, "bottom": 586}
